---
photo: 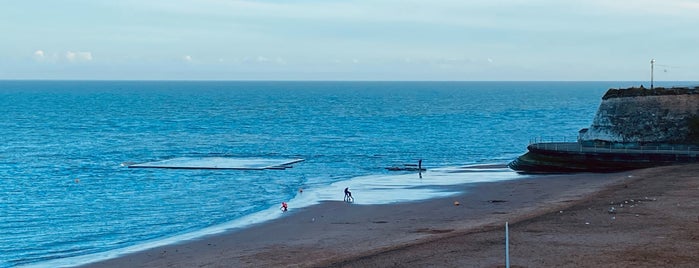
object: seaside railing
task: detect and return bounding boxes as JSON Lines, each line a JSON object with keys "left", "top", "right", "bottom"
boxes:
{"left": 528, "top": 136, "right": 580, "bottom": 145}
{"left": 528, "top": 138, "right": 699, "bottom": 154}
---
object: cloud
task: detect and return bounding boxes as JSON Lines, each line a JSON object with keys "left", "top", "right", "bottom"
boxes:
{"left": 183, "top": 55, "right": 193, "bottom": 62}
{"left": 33, "top": 50, "right": 47, "bottom": 62}
{"left": 65, "top": 51, "right": 93, "bottom": 62}
{"left": 34, "top": 50, "right": 45, "bottom": 58}
{"left": 34, "top": 50, "right": 93, "bottom": 63}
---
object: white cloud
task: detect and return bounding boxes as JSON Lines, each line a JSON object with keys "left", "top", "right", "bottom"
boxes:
{"left": 65, "top": 51, "right": 93, "bottom": 62}
{"left": 183, "top": 55, "right": 193, "bottom": 62}
{"left": 33, "top": 50, "right": 47, "bottom": 62}
{"left": 34, "top": 50, "right": 45, "bottom": 58}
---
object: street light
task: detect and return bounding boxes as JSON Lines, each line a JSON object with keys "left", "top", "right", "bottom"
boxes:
{"left": 650, "top": 59, "right": 656, "bottom": 89}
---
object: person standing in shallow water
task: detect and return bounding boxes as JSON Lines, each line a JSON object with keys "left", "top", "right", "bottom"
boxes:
{"left": 344, "top": 187, "right": 353, "bottom": 202}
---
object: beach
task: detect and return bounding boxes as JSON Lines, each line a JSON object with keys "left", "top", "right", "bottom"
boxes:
{"left": 82, "top": 164, "right": 699, "bottom": 267}
{"left": 87, "top": 165, "right": 699, "bottom": 267}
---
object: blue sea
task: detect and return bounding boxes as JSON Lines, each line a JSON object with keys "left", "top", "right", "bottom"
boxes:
{"left": 0, "top": 80, "right": 687, "bottom": 267}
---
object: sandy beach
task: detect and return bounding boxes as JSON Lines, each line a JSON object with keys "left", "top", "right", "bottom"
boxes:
{"left": 82, "top": 164, "right": 699, "bottom": 267}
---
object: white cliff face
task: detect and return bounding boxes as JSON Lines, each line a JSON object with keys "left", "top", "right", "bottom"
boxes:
{"left": 580, "top": 94, "right": 699, "bottom": 143}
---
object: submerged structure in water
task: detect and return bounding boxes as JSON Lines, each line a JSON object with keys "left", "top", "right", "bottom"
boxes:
{"left": 509, "top": 85, "right": 699, "bottom": 173}
{"left": 129, "top": 157, "right": 304, "bottom": 170}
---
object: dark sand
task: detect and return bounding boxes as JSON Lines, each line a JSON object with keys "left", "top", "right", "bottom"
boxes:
{"left": 83, "top": 164, "right": 699, "bottom": 267}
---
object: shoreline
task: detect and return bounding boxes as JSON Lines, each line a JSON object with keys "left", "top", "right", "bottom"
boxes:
{"left": 81, "top": 168, "right": 645, "bottom": 267}
{"left": 30, "top": 166, "right": 520, "bottom": 268}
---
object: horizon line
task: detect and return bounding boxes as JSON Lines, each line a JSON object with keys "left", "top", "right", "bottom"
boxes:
{"left": 1, "top": 79, "right": 696, "bottom": 83}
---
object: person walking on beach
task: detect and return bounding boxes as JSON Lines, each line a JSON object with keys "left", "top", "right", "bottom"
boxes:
{"left": 280, "top": 202, "right": 288, "bottom": 212}
{"left": 344, "top": 187, "right": 353, "bottom": 202}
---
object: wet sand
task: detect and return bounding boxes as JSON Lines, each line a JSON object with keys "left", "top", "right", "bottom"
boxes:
{"left": 82, "top": 164, "right": 699, "bottom": 267}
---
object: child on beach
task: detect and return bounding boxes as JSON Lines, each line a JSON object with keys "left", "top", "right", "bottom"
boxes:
{"left": 280, "top": 202, "right": 288, "bottom": 212}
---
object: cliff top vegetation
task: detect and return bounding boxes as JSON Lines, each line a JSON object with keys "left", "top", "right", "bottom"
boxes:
{"left": 603, "top": 86, "right": 699, "bottom": 100}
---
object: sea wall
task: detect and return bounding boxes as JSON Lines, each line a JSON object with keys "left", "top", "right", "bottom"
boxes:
{"left": 580, "top": 87, "right": 699, "bottom": 144}
{"left": 508, "top": 143, "right": 699, "bottom": 173}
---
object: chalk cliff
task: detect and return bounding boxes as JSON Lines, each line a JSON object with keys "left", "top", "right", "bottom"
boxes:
{"left": 579, "top": 86, "right": 699, "bottom": 145}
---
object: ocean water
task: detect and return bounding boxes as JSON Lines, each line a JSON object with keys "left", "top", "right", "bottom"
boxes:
{"left": 0, "top": 80, "right": 677, "bottom": 267}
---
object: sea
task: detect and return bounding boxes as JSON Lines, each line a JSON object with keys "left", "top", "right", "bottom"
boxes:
{"left": 0, "top": 80, "right": 691, "bottom": 267}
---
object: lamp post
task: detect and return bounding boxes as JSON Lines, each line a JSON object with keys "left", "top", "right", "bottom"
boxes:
{"left": 650, "top": 59, "right": 656, "bottom": 89}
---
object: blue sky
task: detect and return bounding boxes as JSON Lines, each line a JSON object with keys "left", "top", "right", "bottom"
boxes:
{"left": 1, "top": 0, "right": 697, "bottom": 80}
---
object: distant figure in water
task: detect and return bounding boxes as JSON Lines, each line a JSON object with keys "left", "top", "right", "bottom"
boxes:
{"left": 280, "top": 202, "right": 288, "bottom": 212}
{"left": 344, "top": 187, "right": 353, "bottom": 202}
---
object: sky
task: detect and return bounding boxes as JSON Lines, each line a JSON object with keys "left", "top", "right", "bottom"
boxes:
{"left": 1, "top": 0, "right": 698, "bottom": 81}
